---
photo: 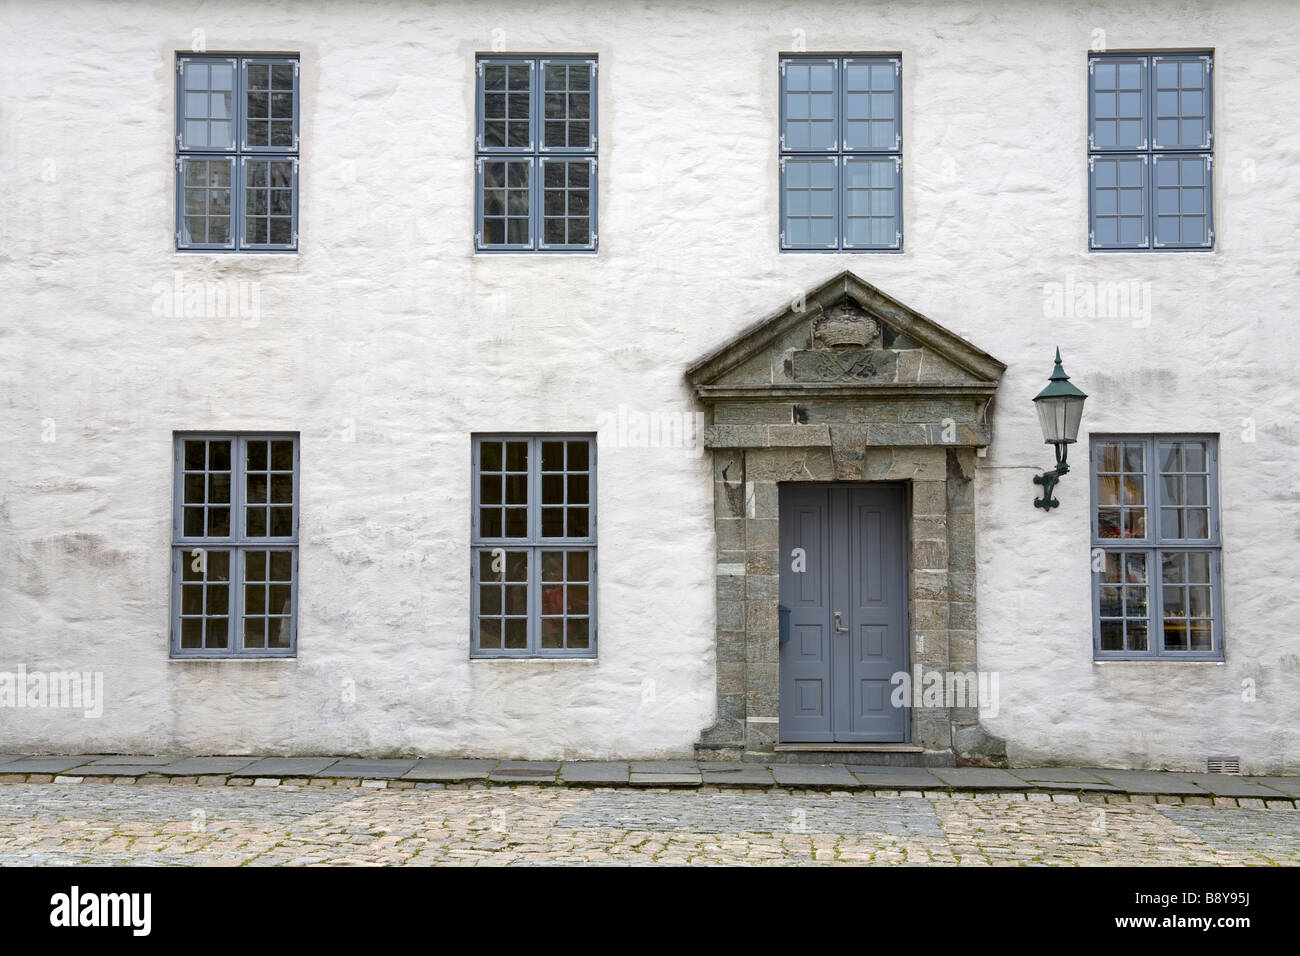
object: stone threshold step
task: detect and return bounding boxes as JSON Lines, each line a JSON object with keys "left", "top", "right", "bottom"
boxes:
{"left": 774, "top": 743, "right": 925, "bottom": 753}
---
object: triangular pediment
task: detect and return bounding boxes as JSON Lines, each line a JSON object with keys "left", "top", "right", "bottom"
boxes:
{"left": 687, "top": 272, "right": 1005, "bottom": 397}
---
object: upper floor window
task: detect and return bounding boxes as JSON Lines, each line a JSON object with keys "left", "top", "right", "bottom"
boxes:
{"left": 1090, "top": 435, "right": 1223, "bottom": 660}
{"left": 779, "top": 55, "right": 902, "bottom": 252}
{"left": 471, "top": 435, "right": 596, "bottom": 657}
{"left": 475, "top": 56, "right": 598, "bottom": 252}
{"left": 176, "top": 54, "right": 299, "bottom": 252}
{"left": 172, "top": 433, "right": 300, "bottom": 657}
{"left": 1088, "top": 52, "right": 1212, "bottom": 250}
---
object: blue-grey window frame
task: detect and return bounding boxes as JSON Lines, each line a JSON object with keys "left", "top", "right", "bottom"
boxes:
{"left": 475, "top": 55, "right": 598, "bottom": 253}
{"left": 1087, "top": 52, "right": 1213, "bottom": 252}
{"left": 175, "top": 54, "right": 299, "bottom": 253}
{"left": 470, "top": 433, "right": 597, "bottom": 658}
{"left": 171, "top": 432, "right": 300, "bottom": 658}
{"left": 779, "top": 54, "right": 903, "bottom": 253}
{"left": 1089, "top": 433, "right": 1224, "bottom": 661}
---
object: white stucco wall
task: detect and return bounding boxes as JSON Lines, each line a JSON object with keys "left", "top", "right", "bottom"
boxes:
{"left": 0, "top": 0, "right": 1296, "bottom": 769}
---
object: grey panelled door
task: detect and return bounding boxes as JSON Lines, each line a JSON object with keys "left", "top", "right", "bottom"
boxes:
{"left": 778, "top": 483, "right": 908, "bottom": 742}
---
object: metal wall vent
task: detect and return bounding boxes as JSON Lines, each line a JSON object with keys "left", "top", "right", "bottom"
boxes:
{"left": 1205, "top": 756, "right": 1241, "bottom": 774}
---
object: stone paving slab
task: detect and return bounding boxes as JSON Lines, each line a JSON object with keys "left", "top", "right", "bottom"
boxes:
{"left": 1182, "top": 774, "right": 1290, "bottom": 798}
{"left": 402, "top": 759, "right": 498, "bottom": 782}
{"left": 771, "top": 764, "right": 858, "bottom": 788}
{"left": 1009, "top": 767, "right": 1109, "bottom": 783}
{"left": 0, "top": 753, "right": 1296, "bottom": 804}
{"left": 0, "top": 757, "right": 102, "bottom": 775}
{"left": 82, "top": 755, "right": 177, "bottom": 766}
{"left": 559, "top": 762, "right": 630, "bottom": 784}
{"left": 1092, "top": 770, "right": 1210, "bottom": 795}
{"left": 1252, "top": 778, "right": 1300, "bottom": 799}
{"left": 929, "top": 768, "right": 1027, "bottom": 789}
{"left": 231, "top": 758, "right": 341, "bottom": 778}
{"left": 700, "top": 766, "right": 777, "bottom": 786}
{"left": 317, "top": 759, "right": 417, "bottom": 779}
{"left": 155, "top": 757, "right": 259, "bottom": 776}
{"left": 630, "top": 761, "right": 702, "bottom": 774}
{"left": 490, "top": 761, "right": 560, "bottom": 783}
{"left": 70, "top": 766, "right": 175, "bottom": 778}
{"left": 850, "top": 767, "right": 944, "bottom": 789}
{"left": 630, "top": 772, "right": 703, "bottom": 786}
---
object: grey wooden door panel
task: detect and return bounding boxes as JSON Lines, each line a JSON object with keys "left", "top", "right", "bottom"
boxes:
{"left": 780, "top": 483, "right": 908, "bottom": 743}
{"left": 779, "top": 486, "right": 833, "bottom": 740}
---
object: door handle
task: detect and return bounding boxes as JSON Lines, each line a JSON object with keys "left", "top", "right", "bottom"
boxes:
{"left": 834, "top": 611, "right": 849, "bottom": 633}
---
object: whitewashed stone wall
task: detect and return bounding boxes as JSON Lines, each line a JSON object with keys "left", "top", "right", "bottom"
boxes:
{"left": 0, "top": 0, "right": 1296, "bottom": 770}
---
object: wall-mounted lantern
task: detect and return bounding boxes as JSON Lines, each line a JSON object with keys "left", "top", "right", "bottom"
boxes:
{"left": 1032, "top": 348, "right": 1088, "bottom": 511}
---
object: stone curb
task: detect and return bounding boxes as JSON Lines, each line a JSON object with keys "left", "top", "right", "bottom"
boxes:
{"left": 0, "top": 772, "right": 1295, "bottom": 808}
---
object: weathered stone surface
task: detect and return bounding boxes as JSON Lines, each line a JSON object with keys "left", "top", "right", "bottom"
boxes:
{"left": 158, "top": 758, "right": 259, "bottom": 776}
{"left": 714, "top": 403, "right": 795, "bottom": 425}
{"left": 323, "top": 759, "right": 418, "bottom": 779}
{"left": 931, "top": 767, "right": 1025, "bottom": 789}
{"left": 560, "top": 762, "right": 630, "bottom": 784}
{"left": 3, "top": 758, "right": 110, "bottom": 775}
{"left": 766, "top": 424, "right": 833, "bottom": 447}
{"left": 791, "top": 348, "right": 898, "bottom": 383}
{"left": 400, "top": 759, "right": 496, "bottom": 780}
{"left": 850, "top": 766, "right": 945, "bottom": 789}
{"left": 771, "top": 764, "right": 858, "bottom": 788}
{"left": 234, "top": 758, "right": 341, "bottom": 778}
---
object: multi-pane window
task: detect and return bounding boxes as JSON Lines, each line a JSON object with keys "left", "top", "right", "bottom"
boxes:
{"left": 1088, "top": 53, "right": 1212, "bottom": 250}
{"left": 475, "top": 56, "right": 598, "bottom": 252}
{"left": 176, "top": 55, "right": 299, "bottom": 251}
{"left": 172, "top": 434, "right": 299, "bottom": 657}
{"left": 1090, "top": 435, "right": 1223, "bottom": 660}
{"left": 471, "top": 435, "right": 596, "bottom": 657}
{"left": 779, "top": 55, "right": 902, "bottom": 251}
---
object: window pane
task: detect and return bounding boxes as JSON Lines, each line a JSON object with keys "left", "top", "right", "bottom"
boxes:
{"left": 179, "top": 59, "right": 237, "bottom": 149}
{"left": 480, "top": 160, "right": 532, "bottom": 247}
{"left": 566, "top": 508, "right": 590, "bottom": 537}
{"left": 541, "top": 61, "right": 595, "bottom": 149}
{"left": 178, "top": 159, "right": 235, "bottom": 247}
{"left": 540, "top": 159, "right": 594, "bottom": 247}
{"left": 1097, "top": 476, "right": 1120, "bottom": 506}
{"left": 843, "top": 157, "right": 899, "bottom": 248}
{"left": 541, "top": 617, "right": 564, "bottom": 649}
{"left": 1091, "top": 157, "right": 1146, "bottom": 247}
{"left": 566, "top": 618, "right": 590, "bottom": 649}
{"left": 481, "top": 60, "right": 532, "bottom": 150}
{"left": 782, "top": 59, "right": 837, "bottom": 150}
{"left": 783, "top": 158, "right": 837, "bottom": 248}
{"left": 1153, "top": 156, "right": 1210, "bottom": 247}
{"left": 843, "top": 59, "right": 898, "bottom": 150}
{"left": 1151, "top": 56, "right": 1208, "bottom": 149}
{"left": 567, "top": 441, "right": 589, "bottom": 471}
{"left": 1090, "top": 57, "right": 1145, "bottom": 150}
{"left": 1126, "top": 625, "right": 1148, "bottom": 652}
{"left": 504, "top": 619, "right": 527, "bottom": 649}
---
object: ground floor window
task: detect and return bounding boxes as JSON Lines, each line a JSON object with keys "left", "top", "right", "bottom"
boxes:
{"left": 470, "top": 434, "right": 596, "bottom": 658}
{"left": 1090, "top": 434, "right": 1222, "bottom": 660}
{"left": 171, "top": 433, "right": 299, "bottom": 657}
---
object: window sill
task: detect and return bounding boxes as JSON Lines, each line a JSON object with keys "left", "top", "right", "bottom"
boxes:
{"left": 168, "top": 656, "right": 297, "bottom": 662}
{"left": 470, "top": 657, "right": 598, "bottom": 663}
{"left": 1092, "top": 659, "right": 1224, "bottom": 664}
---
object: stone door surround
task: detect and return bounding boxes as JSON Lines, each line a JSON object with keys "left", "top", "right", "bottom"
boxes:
{"left": 685, "top": 272, "right": 1007, "bottom": 762}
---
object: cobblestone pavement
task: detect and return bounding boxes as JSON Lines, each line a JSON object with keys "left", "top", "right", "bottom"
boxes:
{"left": 1, "top": 783, "right": 1297, "bottom": 865}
